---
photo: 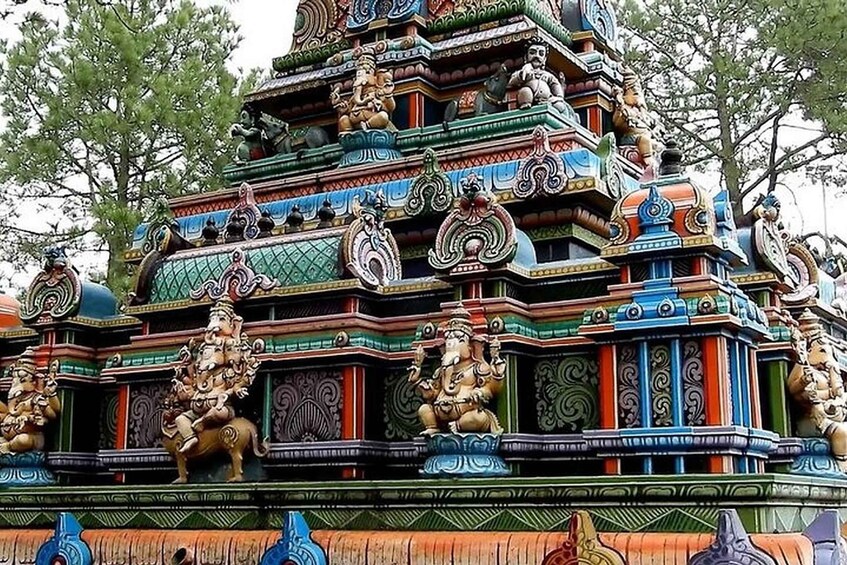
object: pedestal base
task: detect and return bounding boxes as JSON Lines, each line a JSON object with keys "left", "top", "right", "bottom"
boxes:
{"left": 421, "top": 433, "right": 510, "bottom": 478}
{"left": 338, "top": 130, "right": 402, "bottom": 168}
{"left": 790, "top": 438, "right": 846, "bottom": 479}
{"left": 0, "top": 451, "right": 56, "bottom": 487}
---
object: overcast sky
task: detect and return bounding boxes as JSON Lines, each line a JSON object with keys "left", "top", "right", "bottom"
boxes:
{"left": 0, "top": 1, "right": 843, "bottom": 294}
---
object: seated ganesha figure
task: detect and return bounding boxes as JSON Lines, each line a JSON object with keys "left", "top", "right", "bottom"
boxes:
{"left": 788, "top": 309, "right": 847, "bottom": 470}
{"left": 164, "top": 299, "right": 258, "bottom": 454}
{"left": 0, "top": 347, "right": 60, "bottom": 454}
{"left": 408, "top": 305, "right": 506, "bottom": 435}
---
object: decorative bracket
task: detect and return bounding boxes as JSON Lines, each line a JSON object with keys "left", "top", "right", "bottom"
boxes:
{"left": 190, "top": 248, "right": 279, "bottom": 301}
{"left": 541, "top": 510, "right": 625, "bottom": 565}
{"left": 35, "top": 513, "right": 92, "bottom": 565}
{"left": 260, "top": 511, "right": 327, "bottom": 565}
{"left": 689, "top": 509, "right": 776, "bottom": 565}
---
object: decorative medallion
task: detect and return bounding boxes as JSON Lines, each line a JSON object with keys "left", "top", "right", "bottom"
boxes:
{"left": 291, "top": 0, "right": 347, "bottom": 52}
{"left": 429, "top": 173, "right": 517, "bottom": 273}
{"left": 607, "top": 199, "right": 630, "bottom": 245}
{"left": 20, "top": 246, "right": 83, "bottom": 324}
{"left": 581, "top": 0, "right": 618, "bottom": 47}
{"left": 347, "top": 0, "right": 426, "bottom": 32}
{"left": 189, "top": 248, "right": 279, "bottom": 302}
{"left": 141, "top": 197, "right": 179, "bottom": 255}
{"left": 751, "top": 193, "right": 792, "bottom": 282}
{"left": 226, "top": 182, "right": 263, "bottom": 240}
{"left": 689, "top": 510, "right": 777, "bottom": 565}
{"left": 541, "top": 510, "right": 626, "bottom": 565}
{"left": 638, "top": 184, "right": 674, "bottom": 232}
{"left": 341, "top": 189, "right": 403, "bottom": 288}
{"left": 782, "top": 240, "right": 820, "bottom": 305}
{"left": 534, "top": 356, "right": 599, "bottom": 432}
{"left": 697, "top": 294, "right": 717, "bottom": 315}
{"left": 512, "top": 126, "right": 567, "bottom": 199}
{"left": 684, "top": 185, "right": 715, "bottom": 235}
{"left": 405, "top": 148, "right": 453, "bottom": 217}
{"left": 272, "top": 371, "right": 342, "bottom": 443}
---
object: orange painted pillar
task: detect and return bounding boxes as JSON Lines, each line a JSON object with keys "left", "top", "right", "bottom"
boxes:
{"left": 598, "top": 344, "right": 620, "bottom": 474}
{"left": 408, "top": 92, "right": 424, "bottom": 128}
{"left": 586, "top": 107, "right": 602, "bottom": 137}
{"left": 702, "top": 336, "right": 732, "bottom": 473}
{"left": 114, "top": 384, "right": 130, "bottom": 483}
{"left": 342, "top": 366, "right": 365, "bottom": 479}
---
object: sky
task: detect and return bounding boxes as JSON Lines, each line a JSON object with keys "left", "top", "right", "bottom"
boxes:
{"left": 0, "top": 0, "right": 843, "bottom": 295}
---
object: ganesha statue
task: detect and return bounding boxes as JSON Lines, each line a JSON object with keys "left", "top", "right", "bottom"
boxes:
{"left": 162, "top": 299, "right": 268, "bottom": 483}
{"left": 332, "top": 48, "right": 396, "bottom": 135}
{"left": 0, "top": 348, "right": 60, "bottom": 454}
{"left": 0, "top": 347, "right": 61, "bottom": 486}
{"left": 787, "top": 309, "right": 847, "bottom": 477}
{"left": 408, "top": 305, "right": 510, "bottom": 477}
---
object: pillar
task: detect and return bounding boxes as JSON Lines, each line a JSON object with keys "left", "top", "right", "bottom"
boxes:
{"left": 637, "top": 341, "right": 653, "bottom": 474}
{"left": 341, "top": 365, "right": 365, "bottom": 479}
{"left": 765, "top": 361, "right": 790, "bottom": 438}
{"left": 702, "top": 336, "right": 732, "bottom": 473}
{"left": 408, "top": 92, "right": 425, "bottom": 128}
{"left": 586, "top": 106, "right": 602, "bottom": 137}
{"left": 114, "top": 384, "right": 130, "bottom": 484}
{"left": 669, "top": 339, "right": 685, "bottom": 473}
{"left": 598, "top": 344, "right": 620, "bottom": 474}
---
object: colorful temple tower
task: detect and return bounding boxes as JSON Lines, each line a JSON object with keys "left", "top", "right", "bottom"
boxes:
{"left": 1, "top": 0, "right": 847, "bottom": 563}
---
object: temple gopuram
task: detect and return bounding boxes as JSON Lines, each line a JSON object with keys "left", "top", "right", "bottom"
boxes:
{"left": 1, "top": 1, "right": 847, "bottom": 563}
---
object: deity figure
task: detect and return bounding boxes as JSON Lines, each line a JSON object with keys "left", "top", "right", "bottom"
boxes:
{"left": 231, "top": 104, "right": 294, "bottom": 164}
{"left": 508, "top": 42, "right": 569, "bottom": 114}
{"left": 332, "top": 49, "right": 396, "bottom": 134}
{"left": 612, "top": 67, "right": 662, "bottom": 168}
{"left": 787, "top": 309, "right": 847, "bottom": 470}
{"left": 162, "top": 299, "right": 267, "bottom": 482}
{"left": 0, "top": 348, "right": 60, "bottom": 454}
{"left": 230, "top": 104, "right": 268, "bottom": 163}
{"left": 408, "top": 305, "right": 505, "bottom": 435}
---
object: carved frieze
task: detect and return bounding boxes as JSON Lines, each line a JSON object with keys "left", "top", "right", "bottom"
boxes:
{"left": 272, "top": 371, "right": 343, "bottom": 443}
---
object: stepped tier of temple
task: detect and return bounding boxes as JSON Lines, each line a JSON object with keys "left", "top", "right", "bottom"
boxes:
{"left": 1, "top": 0, "right": 847, "bottom": 563}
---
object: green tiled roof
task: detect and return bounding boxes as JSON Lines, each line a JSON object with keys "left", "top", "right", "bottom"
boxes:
{"left": 148, "top": 234, "right": 343, "bottom": 305}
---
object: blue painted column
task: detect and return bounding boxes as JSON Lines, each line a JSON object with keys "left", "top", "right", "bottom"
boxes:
{"left": 669, "top": 339, "right": 685, "bottom": 474}
{"left": 738, "top": 343, "right": 753, "bottom": 473}
{"left": 638, "top": 340, "right": 653, "bottom": 474}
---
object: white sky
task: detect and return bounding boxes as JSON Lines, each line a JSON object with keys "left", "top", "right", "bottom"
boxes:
{"left": 0, "top": 1, "right": 844, "bottom": 295}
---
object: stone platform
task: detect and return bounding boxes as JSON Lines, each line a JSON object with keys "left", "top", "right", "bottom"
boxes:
{"left": 0, "top": 474, "right": 845, "bottom": 534}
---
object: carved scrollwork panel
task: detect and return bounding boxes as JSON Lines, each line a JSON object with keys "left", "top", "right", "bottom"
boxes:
{"left": 617, "top": 345, "right": 640, "bottom": 428}
{"left": 650, "top": 344, "right": 673, "bottom": 427}
{"left": 383, "top": 369, "right": 422, "bottom": 440}
{"left": 534, "top": 356, "right": 600, "bottom": 432}
{"left": 272, "top": 371, "right": 343, "bottom": 443}
{"left": 128, "top": 382, "right": 169, "bottom": 449}
{"left": 682, "top": 340, "right": 706, "bottom": 426}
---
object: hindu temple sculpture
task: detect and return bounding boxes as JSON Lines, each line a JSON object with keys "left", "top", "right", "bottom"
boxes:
{"left": 788, "top": 309, "right": 847, "bottom": 473}
{"left": 231, "top": 104, "right": 294, "bottom": 164}
{"left": 0, "top": 348, "right": 60, "bottom": 455}
{"left": 408, "top": 305, "right": 505, "bottom": 435}
{"left": 612, "top": 67, "right": 662, "bottom": 169}
{"left": 508, "top": 42, "right": 575, "bottom": 120}
{"left": 162, "top": 298, "right": 268, "bottom": 483}
{"left": 332, "top": 48, "right": 396, "bottom": 134}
